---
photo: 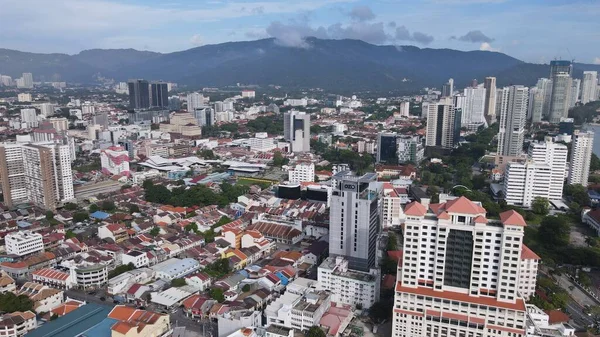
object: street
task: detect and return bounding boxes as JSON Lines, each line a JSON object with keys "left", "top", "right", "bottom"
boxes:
{"left": 566, "top": 300, "right": 594, "bottom": 328}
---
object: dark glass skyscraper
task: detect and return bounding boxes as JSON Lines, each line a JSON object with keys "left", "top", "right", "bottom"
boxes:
{"left": 128, "top": 79, "right": 150, "bottom": 109}
{"left": 377, "top": 133, "right": 398, "bottom": 164}
{"left": 151, "top": 82, "right": 169, "bottom": 108}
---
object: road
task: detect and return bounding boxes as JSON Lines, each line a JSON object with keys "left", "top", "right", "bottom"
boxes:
{"left": 554, "top": 273, "right": 600, "bottom": 307}
{"left": 566, "top": 300, "right": 595, "bottom": 328}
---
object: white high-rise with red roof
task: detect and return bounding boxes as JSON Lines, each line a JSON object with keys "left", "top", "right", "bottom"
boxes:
{"left": 392, "top": 196, "right": 539, "bottom": 337}
{"left": 101, "top": 146, "right": 131, "bottom": 177}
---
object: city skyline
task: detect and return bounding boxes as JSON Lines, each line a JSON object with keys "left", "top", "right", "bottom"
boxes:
{"left": 1, "top": 0, "right": 600, "bottom": 64}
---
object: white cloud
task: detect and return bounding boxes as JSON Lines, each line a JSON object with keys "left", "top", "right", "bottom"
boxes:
{"left": 190, "top": 34, "right": 204, "bottom": 47}
{"left": 479, "top": 42, "right": 500, "bottom": 52}
{"left": 0, "top": 0, "right": 357, "bottom": 51}
{"left": 594, "top": 57, "right": 600, "bottom": 65}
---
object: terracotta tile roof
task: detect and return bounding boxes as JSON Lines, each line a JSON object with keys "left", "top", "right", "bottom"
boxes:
{"left": 473, "top": 215, "right": 488, "bottom": 224}
{"left": 112, "top": 321, "right": 134, "bottom": 334}
{"left": 521, "top": 244, "right": 541, "bottom": 260}
{"left": 437, "top": 211, "right": 450, "bottom": 220}
{"left": 32, "top": 268, "right": 70, "bottom": 281}
{"left": 444, "top": 196, "right": 486, "bottom": 215}
{"left": 51, "top": 301, "right": 83, "bottom": 316}
{"left": 404, "top": 201, "right": 427, "bottom": 216}
{"left": 499, "top": 210, "right": 527, "bottom": 227}
{"left": 545, "top": 309, "right": 570, "bottom": 324}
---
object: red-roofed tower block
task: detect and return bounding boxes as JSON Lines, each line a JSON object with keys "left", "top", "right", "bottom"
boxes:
{"left": 101, "top": 146, "right": 131, "bottom": 177}
{"left": 392, "top": 196, "right": 538, "bottom": 337}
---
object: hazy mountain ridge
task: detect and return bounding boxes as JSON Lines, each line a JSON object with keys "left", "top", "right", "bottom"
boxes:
{"left": 1, "top": 38, "right": 600, "bottom": 91}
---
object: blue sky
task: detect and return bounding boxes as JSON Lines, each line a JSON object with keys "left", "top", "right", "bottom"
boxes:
{"left": 2, "top": 0, "right": 599, "bottom": 64}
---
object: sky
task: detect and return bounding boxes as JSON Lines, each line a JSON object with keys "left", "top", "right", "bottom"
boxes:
{"left": 2, "top": 0, "right": 600, "bottom": 64}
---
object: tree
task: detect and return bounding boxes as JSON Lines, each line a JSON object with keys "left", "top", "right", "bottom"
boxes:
{"left": 578, "top": 271, "right": 592, "bottom": 287}
{"left": 45, "top": 211, "right": 54, "bottom": 220}
{"left": 128, "top": 204, "right": 140, "bottom": 214}
{"left": 272, "top": 151, "right": 286, "bottom": 167}
{"left": 0, "top": 292, "right": 34, "bottom": 312}
{"left": 203, "top": 259, "right": 231, "bottom": 278}
{"left": 386, "top": 233, "right": 398, "bottom": 251}
{"left": 213, "top": 216, "right": 232, "bottom": 228}
{"left": 63, "top": 202, "right": 78, "bottom": 211}
{"left": 203, "top": 228, "right": 216, "bottom": 243}
{"left": 171, "top": 278, "right": 187, "bottom": 287}
{"left": 381, "top": 256, "right": 397, "bottom": 275}
{"left": 591, "top": 153, "right": 600, "bottom": 172}
{"left": 142, "top": 179, "right": 154, "bottom": 189}
{"left": 586, "top": 236, "right": 598, "bottom": 248}
{"left": 209, "top": 288, "right": 225, "bottom": 303}
{"left": 564, "top": 184, "right": 590, "bottom": 206}
{"left": 101, "top": 200, "right": 116, "bottom": 212}
{"left": 538, "top": 215, "right": 570, "bottom": 248}
{"left": 531, "top": 197, "right": 550, "bottom": 216}
{"left": 89, "top": 204, "right": 99, "bottom": 213}
{"left": 185, "top": 223, "right": 199, "bottom": 233}
{"left": 72, "top": 212, "right": 89, "bottom": 223}
{"left": 306, "top": 326, "right": 326, "bottom": 337}
{"left": 242, "top": 284, "right": 251, "bottom": 292}
{"left": 65, "top": 230, "right": 76, "bottom": 239}
{"left": 198, "top": 149, "right": 217, "bottom": 160}
{"left": 150, "top": 227, "right": 161, "bottom": 237}
{"left": 108, "top": 263, "right": 135, "bottom": 279}
{"left": 426, "top": 186, "right": 439, "bottom": 204}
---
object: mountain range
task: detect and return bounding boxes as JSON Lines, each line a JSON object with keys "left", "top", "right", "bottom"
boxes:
{"left": 1, "top": 37, "right": 599, "bottom": 92}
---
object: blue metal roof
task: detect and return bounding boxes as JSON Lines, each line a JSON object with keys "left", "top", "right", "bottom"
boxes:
{"left": 90, "top": 211, "right": 110, "bottom": 220}
{"left": 25, "top": 303, "right": 113, "bottom": 337}
{"left": 79, "top": 317, "right": 119, "bottom": 337}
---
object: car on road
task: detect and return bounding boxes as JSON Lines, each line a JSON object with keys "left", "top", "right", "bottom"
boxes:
{"left": 100, "top": 296, "right": 106, "bottom": 301}
{"left": 88, "top": 291, "right": 96, "bottom": 295}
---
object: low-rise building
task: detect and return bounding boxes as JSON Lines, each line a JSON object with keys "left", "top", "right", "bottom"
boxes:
{"left": 218, "top": 311, "right": 262, "bottom": 337}
{"left": 108, "top": 268, "right": 155, "bottom": 295}
{"left": 0, "top": 311, "right": 37, "bottom": 337}
{"left": 317, "top": 257, "right": 380, "bottom": 309}
{"left": 150, "top": 258, "right": 200, "bottom": 281}
{"left": 151, "top": 285, "right": 200, "bottom": 309}
{"left": 60, "top": 260, "right": 109, "bottom": 290}
{"left": 19, "top": 282, "right": 64, "bottom": 313}
{"left": 122, "top": 250, "right": 149, "bottom": 268}
{"left": 31, "top": 268, "right": 77, "bottom": 290}
{"left": 0, "top": 271, "right": 16, "bottom": 293}
{"left": 5, "top": 231, "right": 44, "bottom": 256}
{"left": 185, "top": 272, "right": 212, "bottom": 291}
{"left": 526, "top": 304, "right": 575, "bottom": 337}
{"left": 108, "top": 305, "right": 172, "bottom": 337}
{"left": 266, "top": 290, "right": 331, "bottom": 332}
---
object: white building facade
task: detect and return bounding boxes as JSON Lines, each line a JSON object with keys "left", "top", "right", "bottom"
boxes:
{"left": 100, "top": 146, "right": 131, "bottom": 176}
{"left": 288, "top": 162, "right": 315, "bottom": 184}
{"left": 392, "top": 198, "right": 537, "bottom": 337}
{"left": 5, "top": 231, "right": 44, "bottom": 256}
{"left": 568, "top": 130, "right": 594, "bottom": 186}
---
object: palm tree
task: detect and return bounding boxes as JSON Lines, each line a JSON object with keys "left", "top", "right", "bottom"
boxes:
{"left": 585, "top": 236, "right": 597, "bottom": 247}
